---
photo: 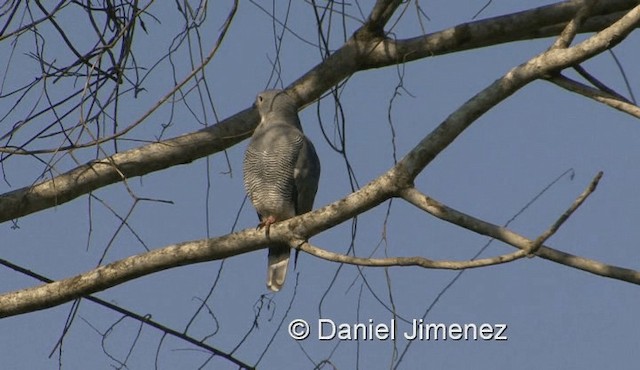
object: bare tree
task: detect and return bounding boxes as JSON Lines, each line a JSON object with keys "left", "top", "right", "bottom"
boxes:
{"left": 1, "top": 1, "right": 639, "bottom": 368}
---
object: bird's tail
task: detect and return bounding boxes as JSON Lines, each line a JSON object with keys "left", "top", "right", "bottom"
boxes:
{"left": 267, "top": 246, "right": 290, "bottom": 292}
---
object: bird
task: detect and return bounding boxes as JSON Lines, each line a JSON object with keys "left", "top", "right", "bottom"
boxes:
{"left": 243, "top": 89, "right": 321, "bottom": 292}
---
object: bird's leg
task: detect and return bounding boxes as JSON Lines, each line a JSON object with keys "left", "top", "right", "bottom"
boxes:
{"left": 258, "top": 215, "right": 277, "bottom": 238}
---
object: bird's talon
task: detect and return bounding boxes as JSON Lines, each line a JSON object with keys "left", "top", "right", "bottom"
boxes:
{"left": 258, "top": 216, "right": 276, "bottom": 239}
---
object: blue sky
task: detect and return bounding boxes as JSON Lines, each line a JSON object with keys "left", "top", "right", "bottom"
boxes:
{"left": 1, "top": 1, "right": 639, "bottom": 369}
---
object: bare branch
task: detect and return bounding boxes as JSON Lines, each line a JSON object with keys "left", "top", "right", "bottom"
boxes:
{"left": 0, "top": 227, "right": 268, "bottom": 317}
{"left": 362, "top": 0, "right": 403, "bottom": 35}
{"left": 550, "top": 0, "right": 598, "bottom": 49}
{"left": 394, "top": 4, "right": 640, "bottom": 182}
{"left": 296, "top": 240, "right": 530, "bottom": 269}
{"left": 0, "top": 1, "right": 238, "bottom": 157}
{"left": 297, "top": 172, "right": 603, "bottom": 268}
{"left": 574, "top": 64, "right": 632, "bottom": 100}
{"left": 548, "top": 74, "right": 640, "bottom": 118}
{"left": 0, "top": 106, "right": 258, "bottom": 223}
{"left": 527, "top": 171, "right": 603, "bottom": 255}
{"left": 0, "top": 1, "right": 66, "bottom": 42}
{"left": 401, "top": 188, "right": 640, "bottom": 285}
{"left": 362, "top": 0, "right": 637, "bottom": 69}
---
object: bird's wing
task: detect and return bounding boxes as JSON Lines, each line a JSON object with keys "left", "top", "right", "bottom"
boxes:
{"left": 293, "top": 136, "right": 321, "bottom": 215}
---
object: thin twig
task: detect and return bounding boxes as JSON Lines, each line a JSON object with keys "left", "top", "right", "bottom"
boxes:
{"left": 294, "top": 239, "right": 531, "bottom": 270}
{"left": 527, "top": 171, "right": 603, "bottom": 255}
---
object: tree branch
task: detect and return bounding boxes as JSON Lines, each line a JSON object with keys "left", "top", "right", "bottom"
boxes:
{"left": 547, "top": 74, "right": 640, "bottom": 118}
{"left": 401, "top": 187, "right": 640, "bottom": 285}
{"left": 0, "top": 257, "right": 254, "bottom": 368}
{"left": 297, "top": 171, "right": 602, "bottom": 267}
{"left": 527, "top": 171, "right": 602, "bottom": 255}
{"left": 362, "top": 0, "right": 637, "bottom": 68}
{"left": 358, "top": 0, "right": 403, "bottom": 37}
{"left": 0, "top": 227, "right": 273, "bottom": 317}
{"left": 393, "top": 3, "right": 640, "bottom": 181}
{"left": 296, "top": 240, "right": 531, "bottom": 269}
{"left": 550, "top": 0, "right": 598, "bottom": 49}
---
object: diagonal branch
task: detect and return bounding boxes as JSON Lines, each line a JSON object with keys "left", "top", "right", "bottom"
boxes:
{"left": 394, "top": 3, "right": 640, "bottom": 181}
{"left": 547, "top": 74, "right": 640, "bottom": 118}
{"left": 527, "top": 171, "right": 602, "bottom": 255}
{"left": 361, "top": 0, "right": 403, "bottom": 35}
{"left": 550, "top": 0, "right": 598, "bottom": 49}
{"left": 401, "top": 187, "right": 640, "bottom": 284}
{"left": 0, "top": 106, "right": 258, "bottom": 223}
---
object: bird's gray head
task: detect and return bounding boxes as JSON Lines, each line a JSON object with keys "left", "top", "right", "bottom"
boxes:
{"left": 254, "top": 90, "right": 300, "bottom": 128}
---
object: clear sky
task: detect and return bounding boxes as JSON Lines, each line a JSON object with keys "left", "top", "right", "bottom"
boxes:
{"left": 1, "top": 1, "right": 639, "bottom": 369}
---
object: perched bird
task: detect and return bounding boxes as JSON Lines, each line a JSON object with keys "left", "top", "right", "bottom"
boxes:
{"left": 243, "top": 90, "right": 321, "bottom": 292}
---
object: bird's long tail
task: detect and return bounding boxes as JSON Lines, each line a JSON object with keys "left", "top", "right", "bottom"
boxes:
{"left": 267, "top": 245, "right": 290, "bottom": 292}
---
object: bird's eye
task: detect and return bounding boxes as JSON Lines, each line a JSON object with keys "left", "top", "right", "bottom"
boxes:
{"left": 257, "top": 95, "right": 264, "bottom": 103}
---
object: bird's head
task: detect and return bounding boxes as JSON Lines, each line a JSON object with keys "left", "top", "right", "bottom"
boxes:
{"left": 254, "top": 90, "right": 299, "bottom": 121}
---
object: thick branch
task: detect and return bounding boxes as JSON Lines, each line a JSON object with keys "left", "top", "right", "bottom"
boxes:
{"left": 0, "top": 256, "right": 254, "bottom": 368}
{"left": 362, "top": 1, "right": 636, "bottom": 68}
{"left": 0, "top": 107, "right": 257, "bottom": 223}
{"left": 0, "top": 227, "right": 269, "bottom": 317}
{"left": 0, "top": 163, "right": 402, "bottom": 317}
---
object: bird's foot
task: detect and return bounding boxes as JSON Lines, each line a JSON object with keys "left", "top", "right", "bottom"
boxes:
{"left": 258, "top": 215, "right": 277, "bottom": 238}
